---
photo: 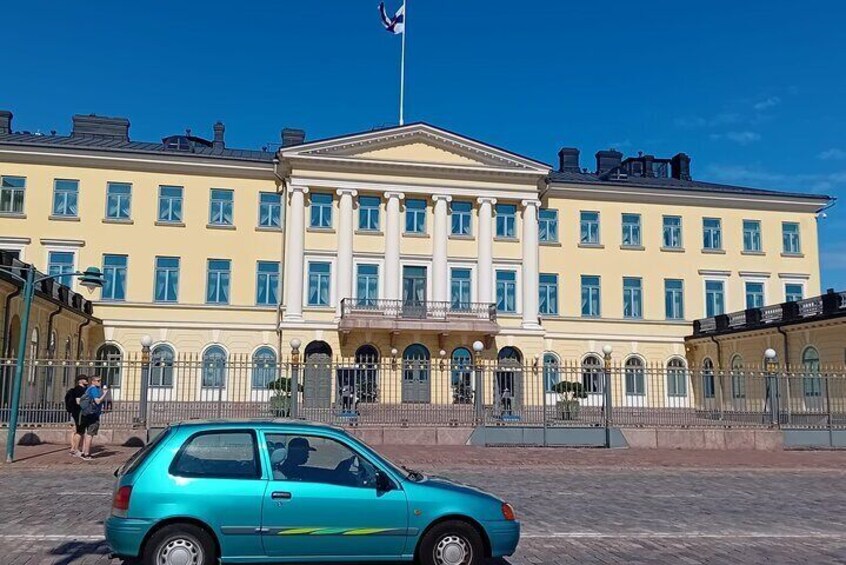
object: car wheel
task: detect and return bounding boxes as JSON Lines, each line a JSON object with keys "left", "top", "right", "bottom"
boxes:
{"left": 418, "top": 520, "right": 484, "bottom": 565}
{"left": 142, "top": 523, "right": 216, "bottom": 565}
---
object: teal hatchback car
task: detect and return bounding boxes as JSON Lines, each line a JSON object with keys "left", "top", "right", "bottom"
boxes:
{"left": 105, "top": 420, "right": 519, "bottom": 565}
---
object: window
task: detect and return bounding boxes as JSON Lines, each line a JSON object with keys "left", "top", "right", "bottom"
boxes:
{"left": 206, "top": 259, "right": 231, "bottom": 304}
{"left": 356, "top": 264, "right": 379, "bottom": 306}
{"left": 451, "top": 348, "right": 473, "bottom": 403}
{"left": 53, "top": 180, "right": 79, "bottom": 217}
{"left": 171, "top": 431, "right": 258, "bottom": 479}
{"left": 582, "top": 355, "right": 603, "bottom": 394}
{"left": 667, "top": 358, "right": 687, "bottom": 397}
{"left": 702, "top": 218, "right": 722, "bottom": 250}
{"left": 265, "top": 434, "right": 379, "bottom": 488}
{"left": 405, "top": 199, "right": 426, "bottom": 234}
{"left": 539, "top": 273, "right": 558, "bottom": 315}
{"left": 358, "top": 196, "right": 380, "bottom": 231}
{"left": 665, "top": 279, "right": 684, "bottom": 320}
{"left": 102, "top": 254, "right": 128, "bottom": 301}
{"left": 256, "top": 261, "right": 280, "bottom": 306}
{"left": 451, "top": 201, "right": 472, "bottom": 236}
{"left": 802, "top": 347, "right": 822, "bottom": 398}
{"left": 106, "top": 182, "right": 131, "bottom": 220}
{"left": 782, "top": 222, "right": 801, "bottom": 254}
{"left": 158, "top": 186, "right": 183, "bottom": 223}
{"left": 308, "top": 262, "right": 331, "bottom": 306}
{"left": 495, "top": 204, "right": 516, "bottom": 238}
{"left": 150, "top": 344, "right": 174, "bottom": 388}
{"left": 702, "top": 358, "right": 716, "bottom": 399}
{"left": 581, "top": 275, "right": 601, "bottom": 317}
{"left": 252, "top": 347, "right": 278, "bottom": 389}
{"left": 0, "top": 176, "right": 25, "bottom": 213}
{"left": 48, "top": 251, "right": 75, "bottom": 287}
{"left": 538, "top": 208, "right": 558, "bottom": 242}
{"left": 543, "top": 353, "right": 560, "bottom": 392}
{"left": 495, "top": 270, "right": 517, "bottom": 313}
{"left": 745, "top": 282, "right": 765, "bottom": 308}
{"left": 310, "top": 193, "right": 333, "bottom": 228}
{"left": 259, "top": 192, "right": 282, "bottom": 228}
{"left": 785, "top": 283, "right": 804, "bottom": 302}
{"left": 154, "top": 257, "right": 180, "bottom": 303}
{"left": 202, "top": 345, "right": 227, "bottom": 388}
{"left": 209, "top": 189, "right": 234, "bottom": 226}
{"left": 705, "top": 280, "right": 725, "bottom": 317}
{"left": 730, "top": 355, "right": 745, "bottom": 399}
{"left": 95, "top": 344, "right": 122, "bottom": 388}
{"left": 623, "top": 277, "right": 643, "bottom": 319}
{"left": 662, "top": 216, "right": 682, "bottom": 248}
{"left": 621, "top": 213, "right": 642, "bottom": 247}
{"left": 450, "top": 268, "right": 472, "bottom": 310}
{"left": 625, "top": 357, "right": 645, "bottom": 396}
{"left": 580, "top": 211, "right": 600, "bottom": 244}
{"left": 742, "top": 220, "right": 761, "bottom": 252}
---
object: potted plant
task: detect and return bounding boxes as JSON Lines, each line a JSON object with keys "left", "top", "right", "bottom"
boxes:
{"left": 267, "top": 376, "right": 296, "bottom": 417}
{"left": 552, "top": 381, "right": 588, "bottom": 420}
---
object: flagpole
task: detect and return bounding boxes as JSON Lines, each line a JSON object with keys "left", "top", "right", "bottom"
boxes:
{"left": 399, "top": 0, "right": 406, "bottom": 125}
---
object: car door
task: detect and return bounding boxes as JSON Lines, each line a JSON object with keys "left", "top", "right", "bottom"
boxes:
{"left": 260, "top": 431, "right": 409, "bottom": 560}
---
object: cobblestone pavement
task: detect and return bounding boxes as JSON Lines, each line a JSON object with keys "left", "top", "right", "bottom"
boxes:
{"left": 1, "top": 448, "right": 845, "bottom": 564}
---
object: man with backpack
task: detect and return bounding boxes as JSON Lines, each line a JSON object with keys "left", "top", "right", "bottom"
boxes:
{"left": 78, "top": 375, "right": 109, "bottom": 461}
{"left": 64, "top": 374, "right": 88, "bottom": 457}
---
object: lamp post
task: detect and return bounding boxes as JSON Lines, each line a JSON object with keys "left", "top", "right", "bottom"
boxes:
{"left": 136, "top": 335, "right": 153, "bottom": 427}
{"left": 764, "top": 348, "right": 778, "bottom": 427}
{"left": 289, "top": 339, "right": 301, "bottom": 419}
{"left": 3, "top": 264, "right": 103, "bottom": 463}
{"left": 602, "top": 344, "right": 613, "bottom": 448}
{"left": 472, "top": 341, "right": 485, "bottom": 423}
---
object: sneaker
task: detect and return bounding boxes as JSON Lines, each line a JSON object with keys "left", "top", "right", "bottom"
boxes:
{"left": 69, "top": 449, "right": 79, "bottom": 457}
{"left": 79, "top": 453, "right": 93, "bottom": 461}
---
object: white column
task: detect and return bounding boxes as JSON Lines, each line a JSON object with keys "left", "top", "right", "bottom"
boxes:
{"left": 476, "top": 197, "right": 496, "bottom": 304}
{"left": 521, "top": 199, "right": 541, "bottom": 329}
{"left": 283, "top": 184, "right": 308, "bottom": 322}
{"left": 384, "top": 192, "right": 405, "bottom": 301}
{"left": 432, "top": 195, "right": 451, "bottom": 305}
{"left": 336, "top": 188, "right": 357, "bottom": 317}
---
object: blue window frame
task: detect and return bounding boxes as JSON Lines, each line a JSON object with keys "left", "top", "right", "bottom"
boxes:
{"left": 539, "top": 273, "right": 558, "bottom": 315}
{"left": 310, "top": 193, "right": 333, "bottom": 228}
{"left": 102, "top": 254, "right": 128, "bottom": 301}
{"left": 259, "top": 192, "right": 282, "bottom": 228}
{"left": 256, "top": 261, "right": 280, "bottom": 306}
{"left": 206, "top": 259, "right": 231, "bottom": 304}
{"left": 358, "top": 196, "right": 380, "bottom": 231}
{"left": 405, "top": 199, "right": 426, "bottom": 233}
{"left": 783, "top": 222, "right": 801, "bottom": 254}
{"left": 308, "top": 262, "right": 331, "bottom": 306}
{"left": 450, "top": 268, "right": 472, "bottom": 310}
{"left": 543, "top": 353, "right": 560, "bottom": 392}
{"left": 154, "top": 257, "right": 179, "bottom": 303}
{"left": 623, "top": 277, "right": 643, "bottom": 319}
{"left": 622, "top": 213, "right": 641, "bottom": 247}
{"left": 202, "top": 345, "right": 227, "bottom": 388}
{"left": 665, "top": 279, "right": 684, "bottom": 320}
{"left": 52, "top": 179, "right": 79, "bottom": 217}
{"left": 581, "top": 275, "right": 600, "bottom": 317}
{"left": 538, "top": 208, "right": 558, "bottom": 242}
{"left": 48, "top": 251, "right": 75, "bottom": 287}
{"left": 0, "top": 176, "right": 25, "bottom": 213}
{"left": 150, "top": 345, "right": 175, "bottom": 388}
{"left": 495, "top": 204, "right": 516, "bottom": 238}
{"left": 209, "top": 189, "right": 234, "bottom": 226}
{"left": 495, "top": 270, "right": 517, "bottom": 313}
{"left": 703, "top": 218, "right": 722, "bottom": 250}
{"left": 106, "top": 182, "right": 131, "bottom": 220}
{"left": 663, "top": 216, "right": 682, "bottom": 248}
{"left": 252, "top": 347, "right": 277, "bottom": 389}
{"left": 785, "top": 283, "right": 803, "bottom": 303}
{"left": 705, "top": 280, "right": 725, "bottom": 317}
{"left": 158, "top": 186, "right": 183, "bottom": 223}
{"left": 743, "top": 220, "right": 761, "bottom": 252}
{"left": 745, "top": 282, "right": 765, "bottom": 308}
{"left": 356, "top": 264, "right": 379, "bottom": 306}
{"left": 450, "top": 201, "right": 472, "bottom": 236}
{"left": 580, "top": 211, "right": 600, "bottom": 244}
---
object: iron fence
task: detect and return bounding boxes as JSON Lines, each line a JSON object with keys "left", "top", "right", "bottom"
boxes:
{"left": 1, "top": 355, "right": 845, "bottom": 430}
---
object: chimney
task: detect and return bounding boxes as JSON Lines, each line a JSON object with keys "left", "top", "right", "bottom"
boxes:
{"left": 213, "top": 121, "right": 225, "bottom": 150}
{"left": 71, "top": 114, "right": 130, "bottom": 142}
{"left": 281, "top": 128, "right": 306, "bottom": 147}
{"left": 670, "top": 152, "right": 691, "bottom": 181}
{"left": 0, "top": 110, "right": 11, "bottom": 135}
{"left": 595, "top": 149, "right": 623, "bottom": 175}
{"left": 558, "top": 147, "right": 581, "bottom": 173}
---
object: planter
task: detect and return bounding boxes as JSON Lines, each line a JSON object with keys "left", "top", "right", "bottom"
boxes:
{"left": 556, "top": 399, "right": 581, "bottom": 420}
{"left": 270, "top": 394, "right": 291, "bottom": 417}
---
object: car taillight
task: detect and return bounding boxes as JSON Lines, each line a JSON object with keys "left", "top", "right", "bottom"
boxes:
{"left": 112, "top": 486, "right": 132, "bottom": 517}
{"left": 501, "top": 503, "right": 515, "bottom": 521}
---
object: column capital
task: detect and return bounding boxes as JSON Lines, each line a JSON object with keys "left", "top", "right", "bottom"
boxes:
{"left": 521, "top": 199, "right": 541, "bottom": 209}
{"left": 477, "top": 197, "right": 497, "bottom": 206}
{"left": 287, "top": 184, "right": 309, "bottom": 195}
{"left": 432, "top": 194, "right": 453, "bottom": 203}
{"left": 336, "top": 188, "right": 358, "bottom": 197}
{"left": 385, "top": 191, "right": 405, "bottom": 200}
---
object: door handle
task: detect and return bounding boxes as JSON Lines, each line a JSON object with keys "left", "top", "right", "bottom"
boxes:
{"left": 271, "top": 491, "right": 292, "bottom": 500}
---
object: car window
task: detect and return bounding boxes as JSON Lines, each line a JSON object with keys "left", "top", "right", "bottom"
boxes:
{"left": 171, "top": 431, "right": 260, "bottom": 479}
{"left": 119, "top": 426, "right": 171, "bottom": 477}
{"left": 266, "top": 433, "right": 378, "bottom": 489}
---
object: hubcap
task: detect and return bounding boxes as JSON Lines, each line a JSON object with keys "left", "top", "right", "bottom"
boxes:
{"left": 434, "top": 534, "right": 471, "bottom": 565}
{"left": 158, "top": 537, "right": 202, "bottom": 565}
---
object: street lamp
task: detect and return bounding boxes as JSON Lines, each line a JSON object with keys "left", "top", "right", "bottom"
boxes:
{"left": 764, "top": 348, "right": 778, "bottom": 426}
{"left": 289, "top": 338, "right": 301, "bottom": 419}
{"left": 602, "top": 344, "right": 613, "bottom": 448}
{"left": 472, "top": 341, "right": 485, "bottom": 422}
{"left": 2, "top": 261, "right": 104, "bottom": 462}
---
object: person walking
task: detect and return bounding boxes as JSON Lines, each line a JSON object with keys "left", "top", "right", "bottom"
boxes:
{"left": 64, "top": 375, "right": 88, "bottom": 456}
{"left": 78, "top": 375, "right": 109, "bottom": 461}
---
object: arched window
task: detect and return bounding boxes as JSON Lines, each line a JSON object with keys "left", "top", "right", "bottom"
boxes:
{"left": 354, "top": 345, "right": 380, "bottom": 403}
{"left": 27, "top": 328, "right": 39, "bottom": 383}
{"left": 304, "top": 340, "right": 332, "bottom": 361}
{"left": 543, "top": 353, "right": 560, "bottom": 392}
{"left": 625, "top": 357, "right": 645, "bottom": 397}
{"left": 252, "top": 347, "right": 277, "bottom": 389}
{"left": 702, "top": 357, "right": 716, "bottom": 399}
{"left": 801, "top": 347, "right": 822, "bottom": 398}
{"left": 667, "top": 357, "right": 687, "bottom": 397}
{"left": 581, "top": 355, "right": 603, "bottom": 394}
{"left": 202, "top": 345, "right": 227, "bottom": 388}
{"left": 96, "top": 343, "right": 122, "bottom": 388}
{"left": 497, "top": 347, "right": 523, "bottom": 366}
{"left": 403, "top": 344, "right": 430, "bottom": 381}
{"left": 62, "top": 337, "right": 72, "bottom": 387}
{"left": 451, "top": 347, "right": 473, "bottom": 403}
{"left": 150, "top": 344, "right": 175, "bottom": 388}
{"left": 730, "top": 354, "right": 745, "bottom": 399}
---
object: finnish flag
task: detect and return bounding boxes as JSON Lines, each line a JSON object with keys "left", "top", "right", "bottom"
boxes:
{"left": 379, "top": 2, "right": 405, "bottom": 34}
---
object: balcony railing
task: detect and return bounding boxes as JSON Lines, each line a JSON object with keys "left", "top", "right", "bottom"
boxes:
{"left": 340, "top": 299, "right": 497, "bottom": 322}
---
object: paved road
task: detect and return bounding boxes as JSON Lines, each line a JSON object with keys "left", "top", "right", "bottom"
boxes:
{"left": 1, "top": 460, "right": 846, "bottom": 564}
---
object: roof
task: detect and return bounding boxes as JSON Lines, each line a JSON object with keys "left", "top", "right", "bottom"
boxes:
{"left": 0, "top": 132, "right": 276, "bottom": 163}
{"left": 169, "top": 418, "right": 343, "bottom": 430}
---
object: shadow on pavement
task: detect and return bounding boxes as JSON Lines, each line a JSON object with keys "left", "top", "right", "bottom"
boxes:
{"left": 50, "top": 540, "right": 113, "bottom": 565}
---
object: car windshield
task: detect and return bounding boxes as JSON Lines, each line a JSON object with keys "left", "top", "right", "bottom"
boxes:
{"left": 117, "top": 426, "right": 171, "bottom": 477}
{"left": 345, "top": 433, "right": 425, "bottom": 482}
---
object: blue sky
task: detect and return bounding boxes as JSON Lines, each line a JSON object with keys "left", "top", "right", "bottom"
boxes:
{"left": 2, "top": 0, "right": 844, "bottom": 288}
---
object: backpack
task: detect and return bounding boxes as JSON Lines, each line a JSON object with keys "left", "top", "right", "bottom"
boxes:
{"left": 64, "top": 388, "right": 78, "bottom": 413}
{"left": 80, "top": 391, "right": 97, "bottom": 417}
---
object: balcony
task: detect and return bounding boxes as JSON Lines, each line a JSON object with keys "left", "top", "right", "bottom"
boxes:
{"left": 339, "top": 299, "right": 499, "bottom": 335}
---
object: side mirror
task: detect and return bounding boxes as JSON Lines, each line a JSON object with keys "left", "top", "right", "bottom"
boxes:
{"left": 375, "top": 470, "right": 393, "bottom": 492}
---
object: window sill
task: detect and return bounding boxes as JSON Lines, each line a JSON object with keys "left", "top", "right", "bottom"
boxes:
{"left": 701, "top": 248, "right": 726, "bottom": 254}
{"left": 661, "top": 246, "right": 685, "bottom": 253}
{"left": 494, "top": 237, "right": 519, "bottom": 242}
{"left": 49, "top": 215, "right": 79, "bottom": 222}
{"left": 207, "top": 224, "right": 236, "bottom": 230}
{"left": 156, "top": 221, "right": 186, "bottom": 228}
{"left": 0, "top": 212, "right": 26, "bottom": 219}
{"left": 304, "top": 305, "right": 334, "bottom": 311}
{"left": 254, "top": 304, "right": 278, "bottom": 309}
{"left": 540, "top": 241, "right": 562, "bottom": 247}
{"left": 403, "top": 232, "right": 429, "bottom": 238}
{"left": 620, "top": 245, "right": 645, "bottom": 251}
{"left": 578, "top": 243, "right": 604, "bottom": 249}
{"left": 741, "top": 250, "right": 766, "bottom": 256}
{"left": 781, "top": 252, "right": 804, "bottom": 258}
{"left": 355, "top": 230, "right": 384, "bottom": 236}
{"left": 102, "top": 218, "right": 133, "bottom": 225}
{"left": 255, "top": 226, "right": 283, "bottom": 232}
{"left": 308, "top": 227, "right": 335, "bottom": 234}
{"left": 449, "top": 234, "right": 475, "bottom": 240}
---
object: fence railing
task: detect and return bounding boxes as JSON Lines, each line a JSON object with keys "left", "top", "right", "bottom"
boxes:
{"left": 340, "top": 299, "right": 497, "bottom": 322}
{"left": 1, "top": 356, "right": 845, "bottom": 430}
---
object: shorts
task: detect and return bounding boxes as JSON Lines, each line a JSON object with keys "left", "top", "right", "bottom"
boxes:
{"left": 72, "top": 413, "right": 86, "bottom": 435}
{"left": 79, "top": 415, "right": 100, "bottom": 436}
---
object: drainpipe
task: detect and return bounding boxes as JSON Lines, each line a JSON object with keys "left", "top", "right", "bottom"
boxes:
{"left": 76, "top": 318, "right": 91, "bottom": 359}
{"left": 2, "top": 286, "right": 22, "bottom": 356}
{"left": 708, "top": 334, "right": 724, "bottom": 419}
{"left": 45, "top": 304, "right": 63, "bottom": 357}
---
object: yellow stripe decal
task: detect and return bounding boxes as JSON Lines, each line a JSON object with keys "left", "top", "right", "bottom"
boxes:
{"left": 344, "top": 528, "right": 390, "bottom": 536}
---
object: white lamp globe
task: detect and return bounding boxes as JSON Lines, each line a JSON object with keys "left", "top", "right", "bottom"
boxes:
{"left": 602, "top": 344, "right": 613, "bottom": 355}
{"left": 289, "top": 338, "right": 302, "bottom": 350}
{"left": 140, "top": 335, "right": 153, "bottom": 348}
{"left": 472, "top": 341, "right": 484, "bottom": 353}
{"left": 764, "top": 348, "right": 777, "bottom": 360}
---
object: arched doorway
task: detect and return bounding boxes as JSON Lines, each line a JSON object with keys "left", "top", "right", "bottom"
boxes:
{"left": 96, "top": 344, "right": 123, "bottom": 389}
{"left": 303, "top": 341, "right": 332, "bottom": 409}
{"left": 354, "top": 345, "right": 379, "bottom": 403}
{"left": 451, "top": 347, "right": 473, "bottom": 404}
{"left": 402, "top": 344, "right": 430, "bottom": 403}
{"left": 495, "top": 347, "right": 523, "bottom": 418}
